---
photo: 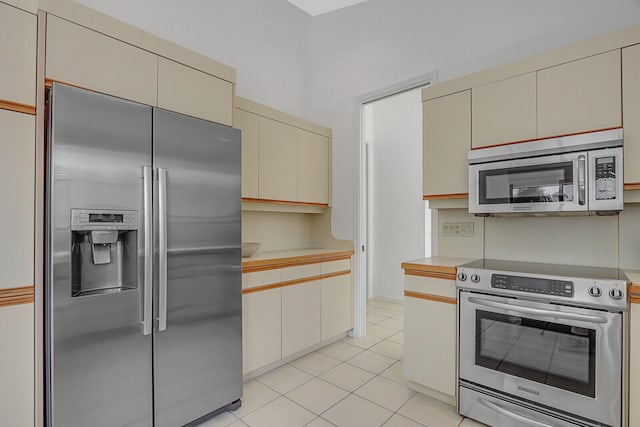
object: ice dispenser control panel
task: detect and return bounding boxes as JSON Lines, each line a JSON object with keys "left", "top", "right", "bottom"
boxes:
{"left": 71, "top": 209, "right": 138, "bottom": 230}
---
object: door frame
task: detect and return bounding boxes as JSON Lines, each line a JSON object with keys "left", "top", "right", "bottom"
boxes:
{"left": 351, "top": 71, "right": 437, "bottom": 337}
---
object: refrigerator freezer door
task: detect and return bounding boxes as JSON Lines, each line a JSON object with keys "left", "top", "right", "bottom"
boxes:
{"left": 152, "top": 108, "right": 242, "bottom": 426}
{"left": 47, "top": 84, "right": 153, "bottom": 427}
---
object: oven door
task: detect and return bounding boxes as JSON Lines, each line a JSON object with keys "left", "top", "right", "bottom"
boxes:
{"left": 469, "top": 152, "right": 586, "bottom": 214}
{"left": 459, "top": 291, "right": 622, "bottom": 427}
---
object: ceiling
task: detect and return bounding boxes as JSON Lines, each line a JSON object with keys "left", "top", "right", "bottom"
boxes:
{"left": 287, "top": 0, "right": 370, "bottom": 16}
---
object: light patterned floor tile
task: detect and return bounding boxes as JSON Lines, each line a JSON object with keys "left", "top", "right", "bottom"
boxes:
{"left": 196, "top": 411, "right": 239, "bottom": 426}
{"left": 354, "top": 375, "right": 415, "bottom": 411}
{"left": 459, "top": 417, "right": 490, "bottom": 426}
{"left": 233, "top": 380, "right": 280, "bottom": 418}
{"left": 341, "top": 334, "right": 384, "bottom": 349}
{"left": 369, "top": 307, "right": 402, "bottom": 317}
{"left": 369, "top": 340, "right": 404, "bottom": 360}
{"left": 366, "top": 313, "right": 388, "bottom": 324}
{"left": 241, "top": 397, "right": 315, "bottom": 427}
{"left": 367, "top": 325, "right": 398, "bottom": 339}
{"left": 290, "top": 352, "right": 341, "bottom": 376}
{"left": 320, "top": 362, "right": 376, "bottom": 392}
{"left": 322, "top": 394, "right": 393, "bottom": 427}
{"left": 382, "top": 414, "right": 424, "bottom": 427}
{"left": 347, "top": 350, "right": 396, "bottom": 374}
{"left": 227, "top": 421, "right": 248, "bottom": 427}
{"left": 257, "top": 364, "right": 314, "bottom": 394}
{"left": 377, "top": 317, "right": 404, "bottom": 331}
{"left": 398, "top": 393, "right": 462, "bottom": 427}
{"left": 380, "top": 360, "right": 406, "bottom": 384}
{"left": 319, "top": 341, "right": 363, "bottom": 361}
{"left": 388, "top": 331, "right": 404, "bottom": 344}
{"left": 286, "top": 378, "right": 349, "bottom": 415}
{"left": 391, "top": 312, "right": 405, "bottom": 321}
{"left": 304, "top": 417, "right": 335, "bottom": 427}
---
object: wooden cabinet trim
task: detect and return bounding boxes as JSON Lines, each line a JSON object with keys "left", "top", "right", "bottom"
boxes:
{"left": 242, "top": 270, "right": 350, "bottom": 295}
{"left": 404, "top": 290, "right": 457, "bottom": 305}
{"left": 0, "top": 286, "right": 34, "bottom": 307}
{"left": 403, "top": 269, "right": 456, "bottom": 281}
{"left": 625, "top": 183, "right": 640, "bottom": 191}
{"left": 401, "top": 262, "right": 457, "bottom": 277}
{"left": 242, "top": 197, "right": 329, "bottom": 208}
{"left": 242, "top": 250, "right": 354, "bottom": 273}
{"left": 0, "top": 99, "right": 36, "bottom": 115}
{"left": 423, "top": 193, "right": 468, "bottom": 201}
{"left": 470, "top": 126, "right": 623, "bottom": 150}
{"left": 630, "top": 284, "right": 640, "bottom": 303}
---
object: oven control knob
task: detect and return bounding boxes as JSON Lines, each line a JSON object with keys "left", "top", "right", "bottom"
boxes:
{"left": 471, "top": 274, "right": 480, "bottom": 283}
{"left": 609, "top": 288, "right": 624, "bottom": 300}
{"left": 457, "top": 272, "right": 467, "bottom": 282}
{"left": 588, "top": 286, "right": 602, "bottom": 297}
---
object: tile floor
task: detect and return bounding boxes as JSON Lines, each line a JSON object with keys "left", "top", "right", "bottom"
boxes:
{"left": 198, "top": 299, "right": 486, "bottom": 427}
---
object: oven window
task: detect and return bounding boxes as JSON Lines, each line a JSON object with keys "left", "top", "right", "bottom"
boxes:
{"left": 479, "top": 162, "right": 574, "bottom": 204}
{"left": 475, "top": 310, "right": 596, "bottom": 398}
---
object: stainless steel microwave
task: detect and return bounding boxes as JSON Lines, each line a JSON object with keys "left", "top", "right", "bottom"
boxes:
{"left": 468, "top": 128, "right": 624, "bottom": 215}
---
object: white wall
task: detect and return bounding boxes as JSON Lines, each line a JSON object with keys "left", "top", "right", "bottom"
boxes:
{"left": 367, "top": 89, "right": 424, "bottom": 300}
{"left": 74, "top": 0, "right": 313, "bottom": 118}
{"left": 309, "top": 0, "right": 640, "bottom": 240}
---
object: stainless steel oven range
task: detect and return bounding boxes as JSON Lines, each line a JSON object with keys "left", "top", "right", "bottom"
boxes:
{"left": 457, "top": 259, "right": 628, "bottom": 427}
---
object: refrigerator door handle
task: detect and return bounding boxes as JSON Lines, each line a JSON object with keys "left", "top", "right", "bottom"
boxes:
{"left": 157, "top": 168, "right": 168, "bottom": 332}
{"left": 142, "top": 166, "right": 153, "bottom": 335}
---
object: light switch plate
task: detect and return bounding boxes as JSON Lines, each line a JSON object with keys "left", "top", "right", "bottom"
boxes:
{"left": 442, "top": 222, "right": 474, "bottom": 237}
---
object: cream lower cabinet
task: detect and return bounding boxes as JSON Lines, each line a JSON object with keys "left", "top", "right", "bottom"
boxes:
{"left": 423, "top": 90, "right": 470, "bottom": 197}
{"left": 0, "top": 303, "right": 34, "bottom": 427}
{"left": 242, "top": 288, "right": 282, "bottom": 374}
{"left": 258, "top": 117, "right": 298, "bottom": 201}
{"left": 404, "top": 275, "right": 457, "bottom": 401}
{"left": 537, "top": 50, "right": 621, "bottom": 138}
{"left": 321, "top": 273, "right": 353, "bottom": 341}
{"left": 630, "top": 303, "right": 640, "bottom": 426}
{"left": 282, "top": 281, "right": 321, "bottom": 357}
{"left": 0, "top": 2, "right": 36, "bottom": 105}
{"left": 623, "top": 44, "right": 640, "bottom": 185}
{"left": 235, "top": 109, "right": 260, "bottom": 198}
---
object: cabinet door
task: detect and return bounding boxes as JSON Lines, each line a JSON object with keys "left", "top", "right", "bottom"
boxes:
{"left": 631, "top": 304, "right": 640, "bottom": 427}
{"left": 537, "top": 50, "right": 621, "bottom": 138}
{"left": 235, "top": 109, "right": 260, "bottom": 198}
{"left": 0, "top": 3, "right": 36, "bottom": 105}
{"left": 0, "top": 304, "right": 34, "bottom": 427}
{"left": 242, "top": 289, "right": 282, "bottom": 374}
{"left": 623, "top": 44, "right": 640, "bottom": 185}
{"left": 157, "top": 58, "right": 232, "bottom": 125}
{"left": 46, "top": 15, "right": 157, "bottom": 105}
{"left": 423, "top": 90, "right": 470, "bottom": 197}
{"left": 472, "top": 73, "right": 536, "bottom": 148}
{"left": 0, "top": 110, "right": 34, "bottom": 289}
{"left": 282, "top": 281, "right": 321, "bottom": 357}
{"left": 321, "top": 274, "right": 352, "bottom": 340}
{"left": 298, "top": 130, "right": 329, "bottom": 204}
{"left": 258, "top": 117, "right": 298, "bottom": 201}
{"left": 404, "top": 296, "right": 456, "bottom": 397}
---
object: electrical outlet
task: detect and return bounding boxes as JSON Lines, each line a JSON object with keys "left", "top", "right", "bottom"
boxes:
{"left": 442, "top": 222, "right": 474, "bottom": 237}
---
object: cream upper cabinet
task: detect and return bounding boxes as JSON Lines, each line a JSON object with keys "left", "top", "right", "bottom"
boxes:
{"left": 298, "top": 130, "right": 329, "bottom": 204}
{"left": 630, "top": 304, "right": 640, "bottom": 427}
{"left": 623, "top": 44, "right": 640, "bottom": 185}
{"left": 321, "top": 273, "right": 352, "bottom": 340}
{"left": 423, "top": 90, "right": 470, "bottom": 197}
{"left": 0, "top": 304, "right": 34, "bottom": 427}
{"left": 242, "top": 288, "right": 282, "bottom": 374}
{"left": 537, "top": 50, "right": 621, "bottom": 138}
{"left": 236, "top": 109, "right": 260, "bottom": 198}
{"left": 0, "top": 110, "right": 34, "bottom": 289}
{"left": 282, "top": 280, "right": 321, "bottom": 357}
{"left": 46, "top": 15, "right": 158, "bottom": 106}
{"left": 0, "top": 3, "right": 36, "bottom": 106}
{"left": 157, "top": 57, "right": 232, "bottom": 125}
{"left": 258, "top": 117, "right": 298, "bottom": 201}
{"left": 472, "top": 73, "right": 537, "bottom": 148}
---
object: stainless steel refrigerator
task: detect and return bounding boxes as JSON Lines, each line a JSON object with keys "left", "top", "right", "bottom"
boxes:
{"left": 45, "top": 83, "right": 242, "bottom": 427}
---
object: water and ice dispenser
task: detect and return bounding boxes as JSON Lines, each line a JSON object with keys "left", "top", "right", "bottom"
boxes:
{"left": 70, "top": 209, "right": 139, "bottom": 297}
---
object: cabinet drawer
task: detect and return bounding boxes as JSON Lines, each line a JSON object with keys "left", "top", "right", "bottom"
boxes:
{"left": 46, "top": 15, "right": 158, "bottom": 106}
{"left": 157, "top": 58, "right": 232, "bottom": 125}
{"left": 242, "top": 269, "right": 281, "bottom": 290}
{"left": 404, "top": 275, "right": 456, "bottom": 299}
{"left": 321, "top": 259, "right": 350, "bottom": 275}
{"left": 0, "top": 3, "right": 36, "bottom": 106}
{"left": 282, "top": 263, "right": 321, "bottom": 282}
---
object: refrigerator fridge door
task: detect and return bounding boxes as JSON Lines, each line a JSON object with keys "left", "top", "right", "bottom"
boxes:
{"left": 152, "top": 108, "right": 242, "bottom": 426}
{"left": 47, "top": 84, "right": 153, "bottom": 427}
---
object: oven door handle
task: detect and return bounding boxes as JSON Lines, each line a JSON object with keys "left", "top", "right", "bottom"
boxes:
{"left": 478, "top": 397, "right": 554, "bottom": 427}
{"left": 468, "top": 297, "right": 608, "bottom": 324}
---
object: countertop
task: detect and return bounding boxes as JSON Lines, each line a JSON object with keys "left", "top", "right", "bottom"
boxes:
{"left": 401, "top": 256, "right": 475, "bottom": 276}
{"left": 242, "top": 248, "right": 354, "bottom": 272}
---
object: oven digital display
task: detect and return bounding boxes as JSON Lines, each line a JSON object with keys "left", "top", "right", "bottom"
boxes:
{"left": 491, "top": 274, "right": 573, "bottom": 297}
{"left": 89, "top": 213, "right": 124, "bottom": 223}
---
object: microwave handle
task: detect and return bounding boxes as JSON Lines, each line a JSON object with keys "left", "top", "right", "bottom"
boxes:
{"left": 468, "top": 296, "right": 608, "bottom": 324}
{"left": 578, "top": 155, "right": 586, "bottom": 205}
{"left": 478, "top": 398, "right": 554, "bottom": 427}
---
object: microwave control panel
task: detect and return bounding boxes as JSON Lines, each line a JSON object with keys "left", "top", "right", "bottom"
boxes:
{"left": 491, "top": 274, "right": 573, "bottom": 297}
{"left": 594, "top": 156, "right": 616, "bottom": 200}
